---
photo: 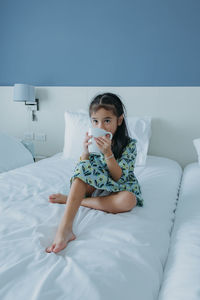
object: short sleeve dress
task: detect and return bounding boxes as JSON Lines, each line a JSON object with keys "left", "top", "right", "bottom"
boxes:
{"left": 70, "top": 138, "right": 143, "bottom": 207}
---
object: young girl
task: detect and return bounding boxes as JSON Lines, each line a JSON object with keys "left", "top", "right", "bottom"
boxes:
{"left": 46, "top": 93, "right": 143, "bottom": 254}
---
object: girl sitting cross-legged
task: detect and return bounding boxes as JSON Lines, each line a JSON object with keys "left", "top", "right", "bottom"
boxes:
{"left": 46, "top": 92, "right": 143, "bottom": 254}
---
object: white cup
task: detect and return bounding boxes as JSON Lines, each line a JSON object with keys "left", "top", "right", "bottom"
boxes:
{"left": 88, "top": 127, "right": 112, "bottom": 154}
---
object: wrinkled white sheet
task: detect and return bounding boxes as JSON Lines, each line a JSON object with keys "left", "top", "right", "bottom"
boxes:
{"left": 158, "top": 163, "right": 200, "bottom": 300}
{"left": 0, "top": 154, "right": 182, "bottom": 300}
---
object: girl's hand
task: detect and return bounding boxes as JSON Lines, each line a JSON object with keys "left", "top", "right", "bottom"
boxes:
{"left": 82, "top": 132, "right": 92, "bottom": 156}
{"left": 94, "top": 135, "right": 112, "bottom": 155}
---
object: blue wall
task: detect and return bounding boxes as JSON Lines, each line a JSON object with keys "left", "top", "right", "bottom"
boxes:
{"left": 0, "top": 0, "right": 200, "bottom": 86}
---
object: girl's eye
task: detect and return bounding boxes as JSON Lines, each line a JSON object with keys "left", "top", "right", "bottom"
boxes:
{"left": 92, "top": 120, "right": 98, "bottom": 124}
{"left": 105, "top": 120, "right": 110, "bottom": 123}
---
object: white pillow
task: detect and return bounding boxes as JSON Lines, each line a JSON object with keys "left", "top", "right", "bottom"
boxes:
{"left": 63, "top": 110, "right": 151, "bottom": 166}
{"left": 0, "top": 132, "right": 34, "bottom": 173}
{"left": 126, "top": 116, "right": 151, "bottom": 166}
{"left": 193, "top": 138, "right": 200, "bottom": 164}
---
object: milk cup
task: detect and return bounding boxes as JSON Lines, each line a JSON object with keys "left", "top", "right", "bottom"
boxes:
{"left": 88, "top": 128, "right": 112, "bottom": 154}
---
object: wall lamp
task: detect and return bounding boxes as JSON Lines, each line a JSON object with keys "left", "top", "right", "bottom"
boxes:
{"left": 13, "top": 84, "right": 39, "bottom": 121}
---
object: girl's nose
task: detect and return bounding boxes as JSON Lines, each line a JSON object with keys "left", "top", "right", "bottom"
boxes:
{"left": 98, "top": 123, "right": 104, "bottom": 130}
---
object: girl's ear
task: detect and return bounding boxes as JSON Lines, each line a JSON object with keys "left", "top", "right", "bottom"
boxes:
{"left": 118, "top": 114, "right": 124, "bottom": 126}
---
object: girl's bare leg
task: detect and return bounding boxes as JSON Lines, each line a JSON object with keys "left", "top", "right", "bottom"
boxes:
{"left": 48, "top": 184, "right": 95, "bottom": 204}
{"left": 81, "top": 191, "right": 137, "bottom": 213}
{"left": 49, "top": 191, "right": 136, "bottom": 214}
{"left": 46, "top": 178, "right": 87, "bottom": 253}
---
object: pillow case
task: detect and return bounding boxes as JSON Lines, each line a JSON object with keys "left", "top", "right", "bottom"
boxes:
{"left": 0, "top": 132, "right": 34, "bottom": 173}
{"left": 193, "top": 138, "right": 200, "bottom": 164}
{"left": 63, "top": 110, "right": 151, "bottom": 167}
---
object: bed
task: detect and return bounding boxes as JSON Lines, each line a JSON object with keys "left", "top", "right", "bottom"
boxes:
{"left": 158, "top": 162, "right": 200, "bottom": 300}
{"left": 0, "top": 153, "right": 182, "bottom": 300}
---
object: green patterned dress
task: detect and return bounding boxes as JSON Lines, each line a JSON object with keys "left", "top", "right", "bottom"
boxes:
{"left": 70, "top": 138, "right": 143, "bottom": 207}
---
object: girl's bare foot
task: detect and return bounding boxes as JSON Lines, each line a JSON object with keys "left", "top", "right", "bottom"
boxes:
{"left": 45, "top": 228, "right": 76, "bottom": 253}
{"left": 48, "top": 193, "right": 67, "bottom": 204}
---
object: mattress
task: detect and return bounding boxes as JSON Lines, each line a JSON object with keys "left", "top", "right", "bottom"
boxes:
{"left": 0, "top": 154, "right": 182, "bottom": 300}
{"left": 158, "top": 163, "right": 200, "bottom": 300}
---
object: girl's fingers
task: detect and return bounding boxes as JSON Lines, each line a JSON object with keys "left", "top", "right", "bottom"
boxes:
{"left": 95, "top": 137, "right": 109, "bottom": 145}
{"left": 85, "top": 135, "right": 92, "bottom": 142}
{"left": 95, "top": 140, "right": 104, "bottom": 146}
{"left": 86, "top": 132, "right": 92, "bottom": 138}
{"left": 100, "top": 136, "right": 110, "bottom": 141}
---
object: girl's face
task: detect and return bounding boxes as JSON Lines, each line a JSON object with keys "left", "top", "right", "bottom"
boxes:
{"left": 90, "top": 108, "right": 123, "bottom": 136}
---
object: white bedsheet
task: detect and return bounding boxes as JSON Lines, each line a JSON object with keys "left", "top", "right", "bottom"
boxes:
{"left": 158, "top": 163, "right": 200, "bottom": 300}
{"left": 0, "top": 154, "right": 182, "bottom": 300}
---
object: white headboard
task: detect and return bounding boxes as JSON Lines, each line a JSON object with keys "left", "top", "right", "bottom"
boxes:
{"left": 0, "top": 86, "right": 200, "bottom": 167}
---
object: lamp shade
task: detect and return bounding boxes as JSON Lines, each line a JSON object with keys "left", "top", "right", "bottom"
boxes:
{"left": 13, "top": 84, "right": 35, "bottom": 102}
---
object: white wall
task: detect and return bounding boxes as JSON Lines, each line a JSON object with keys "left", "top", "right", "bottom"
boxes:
{"left": 0, "top": 86, "right": 200, "bottom": 167}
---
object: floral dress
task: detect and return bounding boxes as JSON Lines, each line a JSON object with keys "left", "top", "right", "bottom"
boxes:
{"left": 70, "top": 138, "right": 143, "bottom": 207}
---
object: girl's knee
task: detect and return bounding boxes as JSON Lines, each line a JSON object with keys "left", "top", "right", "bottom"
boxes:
{"left": 73, "top": 177, "right": 87, "bottom": 186}
{"left": 120, "top": 191, "right": 137, "bottom": 212}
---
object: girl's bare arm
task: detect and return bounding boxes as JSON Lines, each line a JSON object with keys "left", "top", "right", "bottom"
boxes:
{"left": 104, "top": 151, "right": 122, "bottom": 182}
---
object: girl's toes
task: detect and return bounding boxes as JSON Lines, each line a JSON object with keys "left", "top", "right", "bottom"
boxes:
{"left": 48, "top": 198, "right": 55, "bottom": 203}
{"left": 45, "top": 243, "right": 55, "bottom": 253}
{"left": 49, "top": 194, "right": 57, "bottom": 199}
{"left": 53, "top": 242, "right": 66, "bottom": 253}
{"left": 45, "top": 246, "right": 51, "bottom": 253}
{"left": 48, "top": 194, "right": 58, "bottom": 202}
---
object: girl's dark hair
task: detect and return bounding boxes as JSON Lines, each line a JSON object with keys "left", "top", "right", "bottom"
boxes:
{"left": 89, "top": 92, "right": 131, "bottom": 159}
